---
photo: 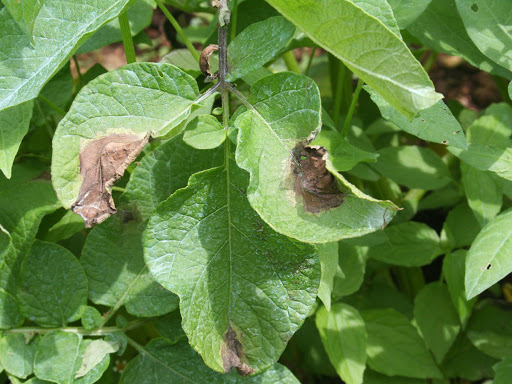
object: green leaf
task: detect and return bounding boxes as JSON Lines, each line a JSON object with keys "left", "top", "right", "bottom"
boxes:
{"left": 350, "top": 0, "right": 400, "bottom": 37}
{"left": 123, "top": 134, "right": 223, "bottom": 221}
{"left": 0, "top": 333, "right": 36, "bottom": 379}
{"left": 333, "top": 242, "right": 366, "bottom": 298}
{"left": 317, "top": 242, "right": 338, "bottom": 311}
{"left": 1, "top": 0, "right": 43, "bottom": 37}
{"left": 373, "top": 146, "right": 452, "bottom": 190}
{"left": 456, "top": 0, "right": 512, "bottom": 72}
{"left": 441, "top": 333, "right": 497, "bottom": 381}
{"left": 386, "top": 0, "right": 432, "bottom": 29}
{"left": 366, "top": 87, "right": 467, "bottom": 149}
{"left": 449, "top": 143, "right": 512, "bottom": 181}
{"left": 0, "top": 173, "right": 60, "bottom": 327}
{"left": 361, "top": 308, "right": 442, "bottom": 379}
{"left": 461, "top": 163, "right": 502, "bottom": 227}
{"left": 52, "top": 62, "right": 200, "bottom": 209}
{"left": 34, "top": 332, "right": 110, "bottom": 384}
{"left": 407, "top": 0, "right": 512, "bottom": 78}
{"left": 441, "top": 203, "right": 481, "bottom": 250}
{"left": 81, "top": 216, "right": 178, "bottom": 318}
{"left": 0, "top": 0, "right": 137, "bottom": 112}
{"left": 160, "top": 49, "right": 204, "bottom": 78}
{"left": 367, "top": 222, "right": 443, "bottom": 266}
{"left": 316, "top": 303, "right": 367, "bottom": 384}
{"left": 43, "top": 211, "right": 85, "bottom": 243}
{"left": 466, "top": 103, "right": 512, "bottom": 147}
{"left": 443, "top": 250, "right": 475, "bottom": 327}
{"left": 265, "top": 0, "right": 442, "bottom": 118}
{"left": 18, "top": 240, "right": 87, "bottom": 327}
{"left": 413, "top": 282, "right": 460, "bottom": 363}
{"left": 75, "top": 340, "right": 119, "bottom": 379}
{"left": 120, "top": 339, "right": 301, "bottom": 383}
{"left": 0, "top": 289, "right": 22, "bottom": 329}
{"left": 81, "top": 306, "right": 103, "bottom": 330}
{"left": 0, "top": 100, "right": 34, "bottom": 178}
{"left": 183, "top": 115, "right": 226, "bottom": 149}
{"left": 364, "top": 370, "right": 427, "bottom": 384}
{"left": 76, "top": 0, "right": 154, "bottom": 54}
{"left": 153, "top": 311, "right": 188, "bottom": 344}
{"left": 235, "top": 72, "right": 397, "bottom": 243}
{"left": 465, "top": 208, "right": 512, "bottom": 299}
{"left": 466, "top": 301, "right": 512, "bottom": 359}
{"left": 494, "top": 358, "right": 512, "bottom": 384}
{"left": 226, "top": 16, "right": 295, "bottom": 81}
{"left": 144, "top": 162, "right": 320, "bottom": 374}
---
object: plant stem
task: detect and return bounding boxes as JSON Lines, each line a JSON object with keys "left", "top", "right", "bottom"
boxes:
{"left": 38, "top": 94, "right": 66, "bottom": 116}
{"left": 230, "top": 0, "right": 238, "bottom": 40}
{"left": 111, "top": 186, "right": 126, "bottom": 193}
{"left": 283, "top": 51, "right": 300, "bottom": 73}
{"left": 72, "top": 55, "right": 83, "bottom": 84}
{"left": 332, "top": 61, "right": 347, "bottom": 127}
{"left": 305, "top": 47, "right": 317, "bottom": 76}
{"left": 3, "top": 320, "right": 145, "bottom": 336}
{"left": 119, "top": 12, "right": 136, "bottom": 64}
{"left": 156, "top": 0, "right": 200, "bottom": 62}
{"left": 422, "top": 51, "right": 438, "bottom": 73}
{"left": 341, "top": 78, "right": 364, "bottom": 139}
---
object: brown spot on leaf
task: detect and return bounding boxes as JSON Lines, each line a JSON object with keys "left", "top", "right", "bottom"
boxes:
{"left": 291, "top": 144, "right": 344, "bottom": 213}
{"left": 200, "top": 44, "right": 219, "bottom": 82}
{"left": 72, "top": 132, "right": 150, "bottom": 228}
{"left": 221, "top": 326, "right": 254, "bottom": 376}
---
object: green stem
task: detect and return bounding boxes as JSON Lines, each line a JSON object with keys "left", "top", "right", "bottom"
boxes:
{"left": 332, "top": 61, "right": 347, "bottom": 127}
{"left": 125, "top": 335, "right": 146, "bottom": 355}
{"left": 111, "top": 186, "right": 126, "bottom": 193}
{"left": 39, "top": 94, "right": 66, "bottom": 116}
{"left": 119, "top": 12, "right": 136, "bottom": 64}
{"left": 422, "top": 51, "right": 438, "bottom": 73}
{"left": 156, "top": 0, "right": 200, "bottom": 62}
{"left": 340, "top": 78, "right": 364, "bottom": 139}
{"left": 305, "top": 47, "right": 317, "bottom": 76}
{"left": 3, "top": 320, "right": 145, "bottom": 336}
{"left": 230, "top": 0, "right": 238, "bottom": 41}
{"left": 283, "top": 51, "right": 300, "bottom": 73}
{"left": 72, "top": 55, "right": 83, "bottom": 84}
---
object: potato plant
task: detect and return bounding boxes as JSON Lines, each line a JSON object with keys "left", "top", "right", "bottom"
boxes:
{"left": 0, "top": 0, "right": 511, "bottom": 383}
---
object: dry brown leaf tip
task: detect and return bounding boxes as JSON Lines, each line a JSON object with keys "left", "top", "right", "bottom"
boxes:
{"left": 291, "top": 143, "right": 345, "bottom": 213}
{"left": 200, "top": 44, "right": 219, "bottom": 82}
{"left": 72, "top": 132, "right": 150, "bottom": 228}
{"left": 221, "top": 326, "right": 254, "bottom": 376}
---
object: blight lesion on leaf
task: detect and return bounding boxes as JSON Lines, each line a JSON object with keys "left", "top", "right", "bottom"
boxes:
{"left": 291, "top": 143, "right": 345, "bottom": 214}
{"left": 72, "top": 132, "right": 150, "bottom": 228}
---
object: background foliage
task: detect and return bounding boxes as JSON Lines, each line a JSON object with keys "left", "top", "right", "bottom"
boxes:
{"left": 1, "top": 0, "right": 512, "bottom": 383}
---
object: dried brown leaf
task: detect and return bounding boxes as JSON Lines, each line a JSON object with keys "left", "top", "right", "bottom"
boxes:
{"left": 221, "top": 326, "right": 254, "bottom": 376}
{"left": 292, "top": 144, "right": 345, "bottom": 213}
{"left": 72, "top": 132, "right": 150, "bottom": 228}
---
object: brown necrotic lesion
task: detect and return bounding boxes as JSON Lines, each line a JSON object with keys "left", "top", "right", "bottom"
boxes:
{"left": 72, "top": 132, "right": 150, "bottom": 228}
{"left": 291, "top": 143, "right": 345, "bottom": 214}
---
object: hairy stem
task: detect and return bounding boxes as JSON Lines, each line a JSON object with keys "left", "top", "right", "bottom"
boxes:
{"left": 119, "top": 12, "right": 136, "bottom": 64}
{"left": 3, "top": 319, "right": 145, "bottom": 336}
{"left": 156, "top": 0, "right": 200, "bottom": 62}
{"left": 283, "top": 51, "right": 300, "bottom": 73}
